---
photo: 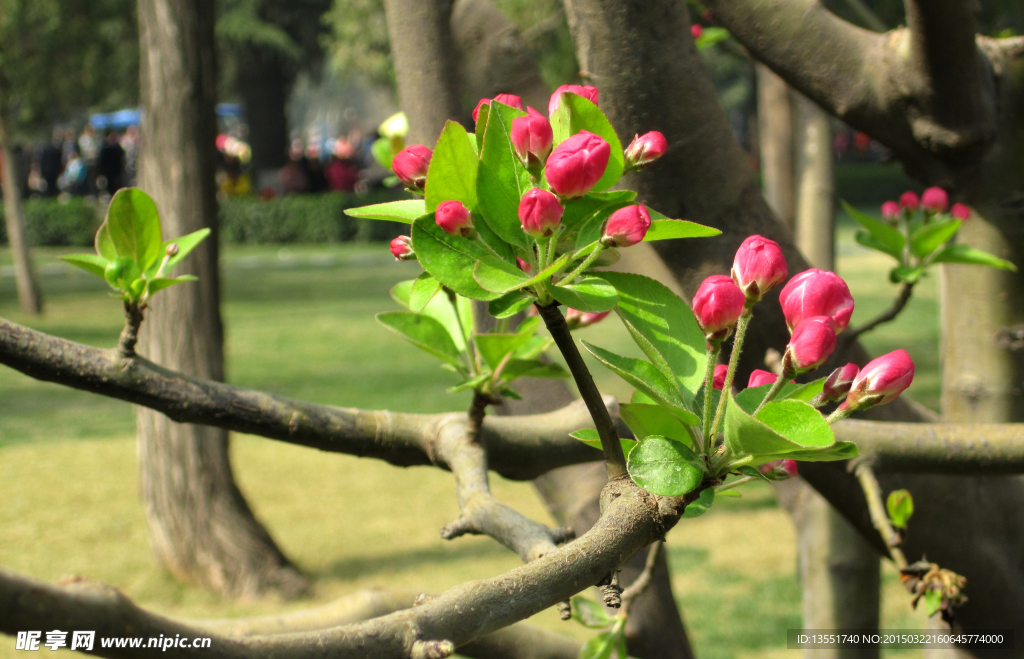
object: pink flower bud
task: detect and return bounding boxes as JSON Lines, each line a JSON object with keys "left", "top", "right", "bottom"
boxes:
{"left": 548, "top": 85, "right": 599, "bottom": 116}
{"left": 692, "top": 275, "right": 746, "bottom": 343}
{"left": 711, "top": 363, "right": 728, "bottom": 391}
{"left": 389, "top": 235, "right": 415, "bottom": 261}
{"left": 778, "top": 268, "right": 855, "bottom": 334}
{"left": 747, "top": 369, "right": 778, "bottom": 388}
{"left": 392, "top": 145, "right": 432, "bottom": 192}
{"left": 759, "top": 458, "right": 797, "bottom": 480}
{"left": 820, "top": 363, "right": 859, "bottom": 402}
{"left": 921, "top": 187, "right": 948, "bottom": 213}
{"left": 601, "top": 204, "right": 651, "bottom": 248}
{"left": 546, "top": 131, "right": 611, "bottom": 199}
{"left": 691, "top": 24, "right": 703, "bottom": 39}
{"left": 842, "top": 349, "right": 915, "bottom": 411}
{"left": 783, "top": 316, "right": 837, "bottom": 373}
{"left": 881, "top": 201, "right": 900, "bottom": 222}
{"left": 435, "top": 200, "right": 474, "bottom": 237}
{"left": 566, "top": 308, "right": 610, "bottom": 329}
{"left": 511, "top": 114, "right": 553, "bottom": 170}
{"left": 516, "top": 257, "right": 532, "bottom": 273}
{"left": 472, "top": 94, "right": 524, "bottom": 122}
{"left": 899, "top": 191, "right": 919, "bottom": 212}
{"left": 518, "top": 188, "right": 564, "bottom": 238}
{"left": 624, "top": 131, "right": 667, "bottom": 170}
{"left": 950, "top": 202, "right": 970, "bottom": 220}
{"left": 731, "top": 235, "right": 788, "bottom": 303}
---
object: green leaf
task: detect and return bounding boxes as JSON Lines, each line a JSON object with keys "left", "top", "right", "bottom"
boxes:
{"left": 856, "top": 231, "right": 902, "bottom": 261}
{"left": 932, "top": 244, "right": 1017, "bottom": 271}
{"left": 619, "top": 403, "right": 693, "bottom": 446}
{"left": 424, "top": 121, "right": 478, "bottom": 213}
{"left": 571, "top": 595, "right": 613, "bottom": 629}
{"left": 488, "top": 290, "right": 535, "bottom": 318}
{"left": 476, "top": 102, "right": 531, "bottom": 249}
{"left": 691, "top": 383, "right": 721, "bottom": 423}
{"left": 561, "top": 191, "right": 636, "bottom": 238}
{"left": 550, "top": 92, "right": 623, "bottom": 192}
{"left": 579, "top": 631, "right": 616, "bottom": 659}
{"left": 681, "top": 487, "right": 715, "bottom": 518}
{"left": 146, "top": 275, "right": 198, "bottom": 296}
{"left": 890, "top": 264, "right": 925, "bottom": 284}
{"left": 344, "top": 199, "right": 427, "bottom": 223}
{"left": 843, "top": 200, "right": 905, "bottom": 261}
{"left": 631, "top": 390, "right": 656, "bottom": 405}
{"left": 60, "top": 254, "right": 109, "bottom": 279}
{"left": 409, "top": 273, "right": 442, "bottom": 312}
{"left": 548, "top": 276, "right": 618, "bottom": 312}
{"left": 474, "top": 103, "right": 489, "bottom": 151}
{"left": 582, "top": 341, "right": 699, "bottom": 424}
{"left": 724, "top": 394, "right": 834, "bottom": 458}
{"left": 887, "top": 489, "right": 914, "bottom": 529}
{"left": 475, "top": 332, "right": 535, "bottom": 370}
{"left": 391, "top": 279, "right": 468, "bottom": 352}
{"left": 695, "top": 26, "right": 730, "bottom": 49}
{"left": 411, "top": 214, "right": 501, "bottom": 300}
{"left": 598, "top": 272, "right": 706, "bottom": 402}
{"left": 513, "top": 334, "right": 551, "bottom": 359}
{"left": 910, "top": 218, "right": 961, "bottom": 258}
{"left": 782, "top": 378, "right": 826, "bottom": 403}
{"left": 737, "top": 465, "right": 770, "bottom": 482}
{"left": 447, "top": 372, "right": 492, "bottom": 393}
{"left": 158, "top": 228, "right": 210, "bottom": 275}
{"left": 756, "top": 441, "right": 858, "bottom": 464}
{"left": 717, "top": 489, "right": 741, "bottom": 498}
{"left": 643, "top": 219, "right": 722, "bottom": 242}
{"left": 924, "top": 588, "right": 943, "bottom": 617}
{"left": 734, "top": 382, "right": 802, "bottom": 413}
{"left": 499, "top": 359, "right": 567, "bottom": 380}
{"left": 627, "top": 435, "right": 704, "bottom": 497}
{"left": 104, "top": 187, "right": 163, "bottom": 272}
{"left": 377, "top": 311, "right": 464, "bottom": 367}
{"left": 569, "top": 428, "right": 637, "bottom": 458}
{"left": 474, "top": 256, "right": 530, "bottom": 293}
{"left": 95, "top": 218, "right": 116, "bottom": 260}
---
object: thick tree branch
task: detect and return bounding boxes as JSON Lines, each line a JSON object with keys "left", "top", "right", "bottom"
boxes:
{"left": 0, "top": 316, "right": 602, "bottom": 481}
{"left": 439, "top": 392, "right": 574, "bottom": 561}
{"left": 1, "top": 480, "right": 698, "bottom": 658}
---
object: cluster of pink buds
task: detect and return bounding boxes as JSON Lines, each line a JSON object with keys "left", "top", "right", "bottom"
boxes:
{"left": 473, "top": 94, "right": 524, "bottom": 122}
{"left": 881, "top": 187, "right": 970, "bottom": 224}
{"left": 777, "top": 269, "right": 853, "bottom": 374}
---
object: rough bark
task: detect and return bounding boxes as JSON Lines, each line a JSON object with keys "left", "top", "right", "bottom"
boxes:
{"left": 792, "top": 94, "right": 836, "bottom": 272}
{"left": 136, "top": 0, "right": 305, "bottom": 598}
{"left": 383, "top": 0, "right": 463, "bottom": 146}
{"left": 0, "top": 103, "right": 42, "bottom": 316}
{"left": 236, "top": 46, "right": 291, "bottom": 173}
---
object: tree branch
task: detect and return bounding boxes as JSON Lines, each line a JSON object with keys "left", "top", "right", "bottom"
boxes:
{"left": 853, "top": 463, "right": 907, "bottom": 567}
{"left": 1, "top": 480, "right": 699, "bottom": 658}
{"left": 0, "top": 316, "right": 604, "bottom": 481}
{"left": 842, "top": 281, "right": 915, "bottom": 344}
{"left": 439, "top": 392, "right": 574, "bottom": 561}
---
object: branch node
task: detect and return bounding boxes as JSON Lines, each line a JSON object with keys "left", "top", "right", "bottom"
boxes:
{"left": 413, "top": 592, "right": 434, "bottom": 607}
{"left": 557, "top": 599, "right": 572, "bottom": 620}
{"left": 599, "top": 570, "right": 622, "bottom": 608}
{"left": 411, "top": 639, "right": 455, "bottom": 659}
{"left": 552, "top": 526, "right": 576, "bottom": 544}
{"left": 439, "top": 516, "right": 479, "bottom": 540}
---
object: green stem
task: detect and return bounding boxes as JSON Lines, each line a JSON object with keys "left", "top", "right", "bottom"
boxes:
{"left": 545, "top": 230, "right": 559, "bottom": 269}
{"left": 709, "top": 312, "right": 751, "bottom": 442}
{"left": 447, "top": 288, "right": 476, "bottom": 376}
{"left": 537, "top": 303, "right": 628, "bottom": 480}
{"left": 752, "top": 368, "right": 792, "bottom": 414}
{"left": 701, "top": 345, "right": 720, "bottom": 454}
{"left": 715, "top": 475, "right": 756, "bottom": 493}
{"left": 827, "top": 406, "right": 852, "bottom": 424}
{"left": 557, "top": 244, "right": 606, "bottom": 286}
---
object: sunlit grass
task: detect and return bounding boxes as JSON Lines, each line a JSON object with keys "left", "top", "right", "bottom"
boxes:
{"left": 0, "top": 227, "right": 938, "bottom": 657}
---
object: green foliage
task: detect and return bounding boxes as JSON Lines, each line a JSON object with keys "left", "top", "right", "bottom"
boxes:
{"left": 626, "top": 435, "right": 704, "bottom": 497}
{"left": 59, "top": 188, "right": 207, "bottom": 307}
{"left": 323, "top": 0, "right": 392, "bottom": 85}
{"left": 887, "top": 489, "right": 914, "bottom": 529}
{"left": 221, "top": 191, "right": 403, "bottom": 243}
{"left": 569, "top": 428, "right": 636, "bottom": 458}
{"left": 842, "top": 200, "right": 1016, "bottom": 285}
{"left": 682, "top": 487, "right": 715, "bottom": 518}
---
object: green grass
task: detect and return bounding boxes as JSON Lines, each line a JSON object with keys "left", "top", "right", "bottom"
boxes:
{"left": 0, "top": 231, "right": 937, "bottom": 658}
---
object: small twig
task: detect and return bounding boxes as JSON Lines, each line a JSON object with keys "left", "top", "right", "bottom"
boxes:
{"left": 715, "top": 475, "right": 756, "bottom": 492}
{"left": 537, "top": 303, "right": 628, "bottom": 480}
{"left": 620, "top": 541, "right": 662, "bottom": 615}
{"left": 701, "top": 346, "right": 720, "bottom": 454}
{"left": 844, "top": 282, "right": 915, "bottom": 344}
{"left": 854, "top": 462, "right": 907, "bottom": 568}
{"left": 117, "top": 302, "right": 144, "bottom": 358}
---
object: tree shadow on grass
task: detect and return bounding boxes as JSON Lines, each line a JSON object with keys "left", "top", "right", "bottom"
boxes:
{"left": 316, "top": 540, "right": 511, "bottom": 582}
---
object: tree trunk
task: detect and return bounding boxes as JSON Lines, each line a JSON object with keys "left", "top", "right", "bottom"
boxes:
{"left": 383, "top": 0, "right": 464, "bottom": 145}
{"left": 236, "top": 46, "right": 291, "bottom": 175}
{"left": 135, "top": 0, "right": 306, "bottom": 599}
{"left": 0, "top": 105, "right": 42, "bottom": 316}
{"left": 757, "top": 64, "right": 794, "bottom": 231}
{"left": 792, "top": 94, "right": 835, "bottom": 272}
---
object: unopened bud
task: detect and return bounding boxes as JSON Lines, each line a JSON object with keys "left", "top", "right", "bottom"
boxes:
{"left": 881, "top": 201, "right": 900, "bottom": 223}
{"left": 601, "top": 205, "right": 651, "bottom": 248}
{"left": 899, "top": 191, "right": 919, "bottom": 212}
{"left": 435, "top": 201, "right": 475, "bottom": 238}
{"left": 165, "top": 243, "right": 180, "bottom": 257}
{"left": 759, "top": 459, "right": 797, "bottom": 480}
{"left": 840, "top": 349, "right": 914, "bottom": 412}
{"left": 392, "top": 145, "right": 432, "bottom": 193}
{"left": 565, "top": 308, "right": 610, "bottom": 329}
{"left": 921, "top": 186, "right": 949, "bottom": 214}
{"left": 692, "top": 275, "right": 746, "bottom": 344}
{"left": 747, "top": 369, "right": 778, "bottom": 388}
{"left": 390, "top": 235, "right": 415, "bottom": 261}
{"left": 518, "top": 188, "right": 563, "bottom": 238}
{"left": 545, "top": 131, "right": 610, "bottom": 199}
{"left": 820, "top": 363, "right": 859, "bottom": 403}
{"left": 783, "top": 316, "right": 837, "bottom": 373}
{"left": 950, "top": 203, "right": 971, "bottom": 220}
{"left": 624, "top": 131, "right": 667, "bottom": 170}
{"left": 731, "top": 235, "right": 787, "bottom": 304}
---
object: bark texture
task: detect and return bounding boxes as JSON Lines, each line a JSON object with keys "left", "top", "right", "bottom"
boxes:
{"left": 0, "top": 104, "right": 42, "bottom": 315}
{"left": 756, "top": 64, "right": 795, "bottom": 230}
{"left": 136, "top": 0, "right": 305, "bottom": 598}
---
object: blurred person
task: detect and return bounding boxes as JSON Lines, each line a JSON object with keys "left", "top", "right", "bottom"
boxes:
{"left": 97, "top": 130, "right": 126, "bottom": 193}
{"left": 216, "top": 153, "right": 251, "bottom": 197}
{"left": 325, "top": 139, "right": 359, "bottom": 192}
{"left": 279, "top": 139, "right": 310, "bottom": 194}
{"left": 38, "top": 129, "right": 64, "bottom": 197}
{"left": 61, "top": 127, "right": 78, "bottom": 164}
{"left": 304, "top": 142, "right": 327, "bottom": 193}
{"left": 59, "top": 148, "right": 89, "bottom": 196}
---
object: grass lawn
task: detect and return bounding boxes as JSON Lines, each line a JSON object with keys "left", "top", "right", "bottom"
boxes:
{"left": 0, "top": 211, "right": 936, "bottom": 657}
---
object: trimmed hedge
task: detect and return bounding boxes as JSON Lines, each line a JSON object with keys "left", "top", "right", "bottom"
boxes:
{"left": 0, "top": 190, "right": 406, "bottom": 247}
